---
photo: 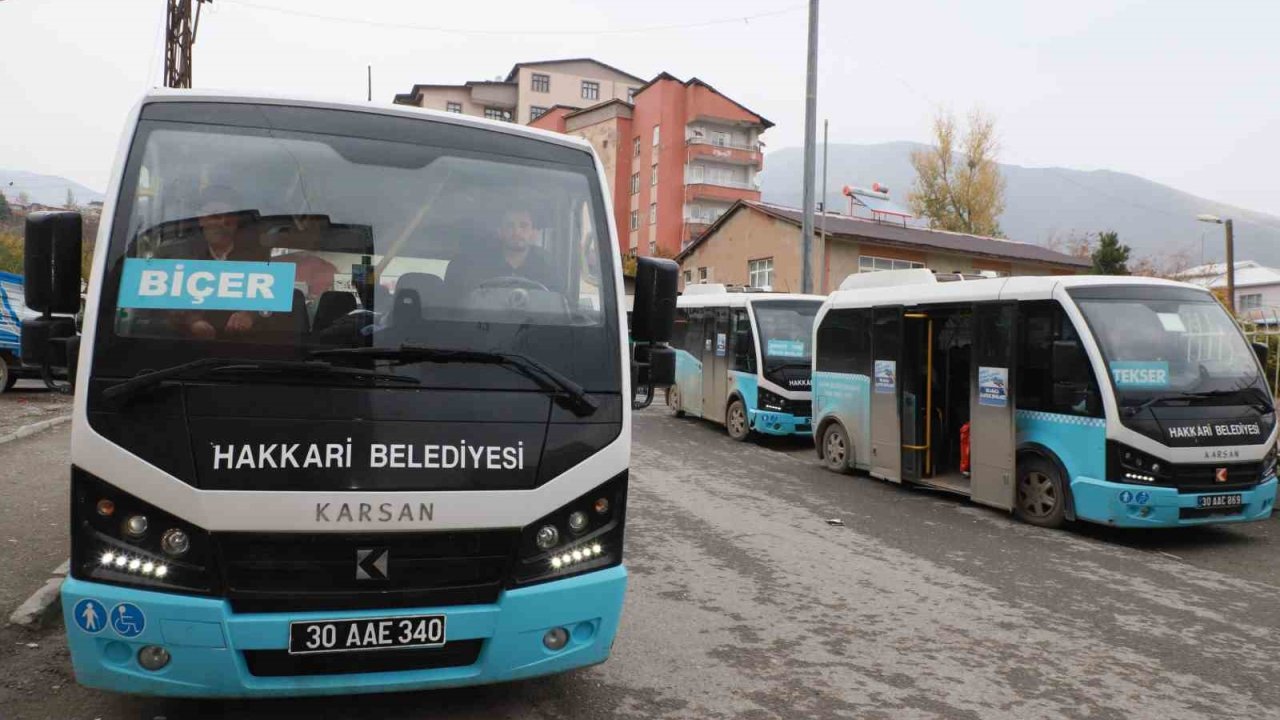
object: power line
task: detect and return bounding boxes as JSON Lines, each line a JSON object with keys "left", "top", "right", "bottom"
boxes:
{"left": 218, "top": 0, "right": 806, "bottom": 36}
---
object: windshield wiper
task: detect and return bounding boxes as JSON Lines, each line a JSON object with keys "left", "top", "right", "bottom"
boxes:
{"left": 1182, "top": 387, "right": 1275, "bottom": 414}
{"left": 312, "top": 344, "right": 599, "bottom": 417}
{"left": 1125, "top": 388, "right": 1274, "bottom": 417}
{"left": 102, "top": 357, "right": 418, "bottom": 404}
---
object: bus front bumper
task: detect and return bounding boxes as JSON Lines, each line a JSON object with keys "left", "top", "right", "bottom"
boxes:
{"left": 1071, "top": 476, "right": 1277, "bottom": 527}
{"left": 748, "top": 409, "right": 812, "bottom": 436}
{"left": 60, "top": 565, "right": 626, "bottom": 698}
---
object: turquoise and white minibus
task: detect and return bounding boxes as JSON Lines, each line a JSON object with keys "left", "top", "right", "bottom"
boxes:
{"left": 812, "top": 270, "right": 1277, "bottom": 528}
{"left": 669, "top": 285, "right": 824, "bottom": 440}
{"left": 20, "top": 90, "right": 676, "bottom": 697}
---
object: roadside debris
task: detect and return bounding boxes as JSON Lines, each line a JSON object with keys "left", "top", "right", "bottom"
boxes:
{"left": 825, "top": 518, "right": 844, "bottom": 526}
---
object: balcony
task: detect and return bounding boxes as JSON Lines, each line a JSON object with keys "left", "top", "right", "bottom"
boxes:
{"left": 684, "top": 183, "right": 761, "bottom": 204}
{"left": 686, "top": 139, "right": 762, "bottom": 166}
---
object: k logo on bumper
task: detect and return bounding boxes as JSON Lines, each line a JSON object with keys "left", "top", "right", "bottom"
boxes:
{"left": 356, "top": 548, "right": 389, "bottom": 580}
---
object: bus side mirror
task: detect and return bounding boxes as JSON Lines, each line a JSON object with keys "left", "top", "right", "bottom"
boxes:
{"left": 636, "top": 344, "right": 675, "bottom": 387}
{"left": 1252, "top": 341, "right": 1269, "bottom": 367}
{"left": 631, "top": 257, "right": 678, "bottom": 344}
{"left": 21, "top": 211, "right": 81, "bottom": 390}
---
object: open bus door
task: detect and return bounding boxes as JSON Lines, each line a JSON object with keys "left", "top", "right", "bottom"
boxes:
{"left": 870, "top": 306, "right": 904, "bottom": 483}
{"left": 970, "top": 302, "right": 1017, "bottom": 511}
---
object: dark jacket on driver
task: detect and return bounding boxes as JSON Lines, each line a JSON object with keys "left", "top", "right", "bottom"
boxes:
{"left": 444, "top": 244, "right": 559, "bottom": 295}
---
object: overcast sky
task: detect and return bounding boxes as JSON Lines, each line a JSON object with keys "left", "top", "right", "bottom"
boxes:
{"left": 2, "top": 0, "right": 1278, "bottom": 214}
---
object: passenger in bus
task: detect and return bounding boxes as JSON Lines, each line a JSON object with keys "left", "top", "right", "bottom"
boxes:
{"left": 157, "top": 185, "right": 270, "bottom": 340}
{"left": 445, "top": 208, "right": 559, "bottom": 295}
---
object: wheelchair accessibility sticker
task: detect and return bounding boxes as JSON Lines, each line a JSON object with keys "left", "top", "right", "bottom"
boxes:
{"left": 110, "top": 602, "right": 146, "bottom": 638}
{"left": 72, "top": 598, "right": 107, "bottom": 634}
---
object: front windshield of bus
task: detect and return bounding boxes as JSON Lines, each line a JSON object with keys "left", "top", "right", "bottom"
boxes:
{"left": 752, "top": 300, "right": 820, "bottom": 372}
{"left": 95, "top": 107, "right": 618, "bottom": 393}
{"left": 1070, "top": 287, "right": 1270, "bottom": 408}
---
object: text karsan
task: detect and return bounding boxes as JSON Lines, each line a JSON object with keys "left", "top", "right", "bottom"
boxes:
{"left": 212, "top": 441, "right": 526, "bottom": 471}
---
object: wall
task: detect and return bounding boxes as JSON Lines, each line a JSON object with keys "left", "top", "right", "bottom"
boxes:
{"left": 514, "top": 64, "right": 640, "bottom": 125}
{"left": 678, "top": 209, "right": 810, "bottom": 292}
{"left": 413, "top": 86, "right": 481, "bottom": 116}
{"left": 566, "top": 115, "right": 633, "bottom": 255}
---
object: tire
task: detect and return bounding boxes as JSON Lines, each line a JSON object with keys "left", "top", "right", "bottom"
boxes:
{"left": 726, "top": 398, "right": 751, "bottom": 442}
{"left": 1015, "top": 456, "right": 1067, "bottom": 529}
{"left": 822, "top": 423, "right": 852, "bottom": 473}
{"left": 0, "top": 355, "right": 14, "bottom": 394}
{"left": 667, "top": 384, "right": 685, "bottom": 417}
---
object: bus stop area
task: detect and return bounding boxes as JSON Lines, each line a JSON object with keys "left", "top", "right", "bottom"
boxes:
{"left": 1, "top": 390, "right": 1276, "bottom": 720}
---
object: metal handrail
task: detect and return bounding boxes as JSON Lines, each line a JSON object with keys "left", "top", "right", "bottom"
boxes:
{"left": 685, "top": 137, "right": 760, "bottom": 152}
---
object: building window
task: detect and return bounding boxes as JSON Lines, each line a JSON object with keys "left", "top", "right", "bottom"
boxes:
{"left": 649, "top": 202, "right": 657, "bottom": 224}
{"left": 630, "top": 173, "right": 639, "bottom": 195}
{"left": 651, "top": 163, "right": 658, "bottom": 186}
{"left": 683, "top": 269, "right": 692, "bottom": 283}
{"left": 858, "top": 255, "right": 924, "bottom": 273}
{"left": 529, "top": 105, "right": 548, "bottom": 122}
{"left": 698, "top": 267, "right": 709, "bottom": 283}
{"left": 1240, "top": 293, "right": 1263, "bottom": 310}
{"left": 581, "top": 80, "right": 600, "bottom": 100}
{"left": 649, "top": 240, "right": 657, "bottom": 255}
{"left": 748, "top": 258, "right": 774, "bottom": 289}
{"left": 483, "top": 107, "right": 512, "bottom": 122}
{"left": 633, "top": 137, "right": 640, "bottom": 157}
{"left": 652, "top": 125, "right": 660, "bottom": 147}
{"left": 445, "top": 101, "right": 462, "bottom": 113}
{"left": 531, "top": 73, "right": 550, "bottom": 93}
{"left": 627, "top": 87, "right": 639, "bottom": 103}
{"left": 629, "top": 210, "right": 639, "bottom": 231}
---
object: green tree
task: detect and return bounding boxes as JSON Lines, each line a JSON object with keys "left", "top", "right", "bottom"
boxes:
{"left": 908, "top": 109, "right": 1006, "bottom": 237}
{"left": 0, "top": 192, "right": 11, "bottom": 220}
{"left": 1091, "top": 231, "right": 1131, "bottom": 275}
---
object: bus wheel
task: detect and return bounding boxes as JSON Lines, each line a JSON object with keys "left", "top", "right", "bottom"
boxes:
{"left": 822, "top": 423, "right": 851, "bottom": 473}
{"left": 1015, "top": 457, "right": 1066, "bottom": 529}
{"left": 0, "top": 355, "right": 14, "bottom": 394}
{"left": 726, "top": 399, "right": 751, "bottom": 442}
{"left": 668, "top": 384, "right": 685, "bottom": 417}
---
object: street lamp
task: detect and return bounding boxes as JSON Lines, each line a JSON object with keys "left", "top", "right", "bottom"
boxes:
{"left": 1197, "top": 214, "right": 1235, "bottom": 314}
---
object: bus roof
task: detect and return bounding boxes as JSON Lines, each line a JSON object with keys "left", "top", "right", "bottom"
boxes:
{"left": 825, "top": 271, "right": 1209, "bottom": 310}
{"left": 678, "top": 284, "right": 825, "bottom": 309}
{"left": 137, "top": 89, "right": 597, "bottom": 154}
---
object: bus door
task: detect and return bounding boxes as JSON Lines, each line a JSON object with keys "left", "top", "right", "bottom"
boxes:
{"left": 702, "top": 307, "right": 731, "bottom": 421}
{"left": 870, "top": 306, "right": 904, "bottom": 483}
{"left": 681, "top": 308, "right": 706, "bottom": 418}
{"left": 970, "top": 302, "right": 1017, "bottom": 510}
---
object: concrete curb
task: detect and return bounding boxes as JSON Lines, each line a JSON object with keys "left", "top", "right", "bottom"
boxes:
{"left": 8, "top": 572, "right": 65, "bottom": 629}
{"left": 0, "top": 414, "right": 71, "bottom": 446}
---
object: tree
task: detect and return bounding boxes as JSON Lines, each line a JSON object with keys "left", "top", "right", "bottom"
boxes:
{"left": 1091, "top": 231, "right": 1130, "bottom": 275}
{"left": 908, "top": 109, "right": 1006, "bottom": 237}
{"left": 0, "top": 192, "right": 11, "bottom": 220}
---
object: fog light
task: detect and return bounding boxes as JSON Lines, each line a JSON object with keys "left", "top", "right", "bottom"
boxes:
{"left": 593, "top": 497, "right": 609, "bottom": 515}
{"left": 567, "top": 511, "right": 588, "bottom": 533}
{"left": 542, "top": 627, "right": 569, "bottom": 651}
{"left": 137, "top": 645, "right": 170, "bottom": 671}
{"left": 160, "top": 528, "right": 190, "bottom": 557}
{"left": 96, "top": 499, "right": 115, "bottom": 517}
{"left": 535, "top": 525, "right": 560, "bottom": 551}
{"left": 124, "top": 515, "right": 148, "bottom": 539}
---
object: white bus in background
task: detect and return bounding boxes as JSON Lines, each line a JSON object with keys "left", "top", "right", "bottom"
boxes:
{"left": 669, "top": 285, "right": 824, "bottom": 440}
{"left": 811, "top": 270, "right": 1276, "bottom": 528}
{"left": 21, "top": 90, "right": 676, "bottom": 698}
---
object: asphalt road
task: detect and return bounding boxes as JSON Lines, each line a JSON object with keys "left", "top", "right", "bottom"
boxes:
{"left": 1, "top": 406, "right": 1278, "bottom": 719}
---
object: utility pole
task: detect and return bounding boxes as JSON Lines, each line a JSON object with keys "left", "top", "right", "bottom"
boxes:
{"left": 1197, "top": 214, "right": 1236, "bottom": 314}
{"left": 368, "top": 65, "right": 373, "bottom": 102}
{"left": 164, "top": 0, "right": 211, "bottom": 89}
{"left": 819, "top": 118, "right": 828, "bottom": 293}
{"left": 800, "top": 0, "right": 819, "bottom": 294}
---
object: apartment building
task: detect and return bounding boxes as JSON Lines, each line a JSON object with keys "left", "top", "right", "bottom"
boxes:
{"left": 531, "top": 72, "right": 772, "bottom": 258}
{"left": 393, "top": 58, "right": 644, "bottom": 124}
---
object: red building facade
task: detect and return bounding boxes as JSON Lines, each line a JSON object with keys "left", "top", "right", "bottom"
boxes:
{"left": 532, "top": 73, "right": 771, "bottom": 258}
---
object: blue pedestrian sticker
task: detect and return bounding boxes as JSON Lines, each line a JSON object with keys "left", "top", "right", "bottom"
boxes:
{"left": 1119, "top": 490, "right": 1134, "bottom": 504}
{"left": 110, "top": 602, "right": 146, "bottom": 638}
{"left": 1135, "top": 491, "right": 1151, "bottom": 505}
{"left": 72, "top": 598, "right": 107, "bottom": 634}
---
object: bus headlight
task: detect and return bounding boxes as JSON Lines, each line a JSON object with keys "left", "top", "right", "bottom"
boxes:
{"left": 510, "top": 472, "right": 627, "bottom": 588}
{"left": 1263, "top": 443, "right": 1277, "bottom": 479}
{"left": 757, "top": 388, "right": 786, "bottom": 413}
{"left": 71, "top": 468, "right": 215, "bottom": 595}
{"left": 1108, "top": 442, "right": 1172, "bottom": 485}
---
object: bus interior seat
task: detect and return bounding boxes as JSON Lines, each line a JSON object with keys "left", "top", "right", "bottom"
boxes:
{"left": 390, "top": 287, "right": 423, "bottom": 330}
{"left": 396, "top": 272, "right": 446, "bottom": 318}
{"left": 313, "top": 291, "right": 357, "bottom": 332}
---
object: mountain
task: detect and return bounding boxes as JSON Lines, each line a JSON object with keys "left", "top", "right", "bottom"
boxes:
{"left": 0, "top": 170, "right": 104, "bottom": 208}
{"left": 760, "top": 143, "right": 1280, "bottom": 267}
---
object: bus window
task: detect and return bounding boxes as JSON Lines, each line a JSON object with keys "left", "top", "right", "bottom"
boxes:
{"left": 730, "top": 308, "right": 754, "bottom": 373}
{"left": 1017, "top": 301, "right": 1100, "bottom": 417}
